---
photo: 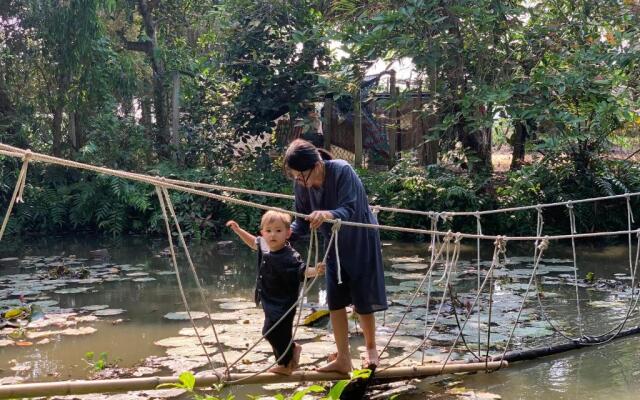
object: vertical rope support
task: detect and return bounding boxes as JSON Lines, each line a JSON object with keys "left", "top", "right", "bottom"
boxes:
{"left": 421, "top": 214, "right": 438, "bottom": 364}
{"left": 567, "top": 202, "right": 583, "bottom": 337}
{"left": 161, "top": 187, "right": 230, "bottom": 373}
{"left": 439, "top": 236, "right": 507, "bottom": 373}
{"left": 379, "top": 231, "right": 452, "bottom": 367}
{"left": 475, "top": 212, "right": 482, "bottom": 356}
{"left": 626, "top": 195, "right": 636, "bottom": 281}
{"left": 0, "top": 150, "right": 31, "bottom": 241}
{"left": 497, "top": 238, "right": 550, "bottom": 366}
{"left": 155, "top": 187, "right": 219, "bottom": 376}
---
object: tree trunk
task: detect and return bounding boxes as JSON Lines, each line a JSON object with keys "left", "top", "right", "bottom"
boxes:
{"left": 137, "top": 0, "right": 169, "bottom": 158}
{"left": 122, "top": 1, "right": 170, "bottom": 159}
{"left": 52, "top": 106, "right": 64, "bottom": 156}
{"left": 510, "top": 120, "right": 528, "bottom": 170}
{"left": 141, "top": 94, "right": 153, "bottom": 138}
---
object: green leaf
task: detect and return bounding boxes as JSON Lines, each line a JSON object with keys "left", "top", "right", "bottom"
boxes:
{"left": 326, "top": 380, "right": 350, "bottom": 400}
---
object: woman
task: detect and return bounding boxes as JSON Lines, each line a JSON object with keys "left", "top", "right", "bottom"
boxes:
{"left": 285, "top": 139, "right": 387, "bottom": 373}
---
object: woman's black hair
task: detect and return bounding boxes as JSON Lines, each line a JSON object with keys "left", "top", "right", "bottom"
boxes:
{"left": 284, "top": 139, "right": 333, "bottom": 171}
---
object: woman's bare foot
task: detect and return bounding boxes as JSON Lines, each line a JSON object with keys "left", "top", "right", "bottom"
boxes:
{"left": 317, "top": 353, "right": 352, "bottom": 374}
{"left": 362, "top": 347, "right": 379, "bottom": 369}
{"left": 268, "top": 364, "right": 292, "bottom": 376}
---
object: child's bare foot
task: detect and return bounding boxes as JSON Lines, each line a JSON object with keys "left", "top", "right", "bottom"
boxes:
{"left": 317, "top": 353, "right": 352, "bottom": 374}
{"left": 290, "top": 343, "right": 302, "bottom": 371}
{"left": 269, "top": 364, "right": 292, "bottom": 376}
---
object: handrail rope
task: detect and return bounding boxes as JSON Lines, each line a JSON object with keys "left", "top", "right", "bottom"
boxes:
{"left": 0, "top": 144, "right": 638, "bottom": 241}
{"left": 0, "top": 150, "right": 31, "bottom": 240}
{"left": 567, "top": 203, "right": 584, "bottom": 338}
{"left": 122, "top": 161, "right": 640, "bottom": 219}
{"left": 381, "top": 234, "right": 461, "bottom": 370}
{"left": 160, "top": 187, "right": 230, "bottom": 374}
{"left": 155, "top": 187, "right": 220, "bottom": 376}
{"left": 439, "top": 237, "right": 508, "bottom": 374}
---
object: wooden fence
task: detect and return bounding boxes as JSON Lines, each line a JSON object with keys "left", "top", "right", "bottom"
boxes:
{"left": 274, "top": 71, "right": 438, "bottom": 169}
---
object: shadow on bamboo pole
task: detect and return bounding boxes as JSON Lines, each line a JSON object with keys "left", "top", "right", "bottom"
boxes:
{"left": 0, "top": 362, "right": 507, "bottom": 399}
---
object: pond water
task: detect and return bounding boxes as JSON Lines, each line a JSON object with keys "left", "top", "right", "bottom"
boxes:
{"left": 1, "top": 234, "right": 639, "bottom": 399}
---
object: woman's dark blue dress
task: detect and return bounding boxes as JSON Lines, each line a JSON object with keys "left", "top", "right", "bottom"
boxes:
{"left": 291, "top": 159, "right": 387, "bottom": 314}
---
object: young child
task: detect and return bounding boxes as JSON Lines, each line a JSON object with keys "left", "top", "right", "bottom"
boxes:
{"left": 226, "top": 210, "right": 324, "bottom": 375}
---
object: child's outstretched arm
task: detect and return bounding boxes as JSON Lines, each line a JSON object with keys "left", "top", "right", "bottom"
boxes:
{"left": 305, "top": 262, "right": 326, "bottom": 278}
{"left": 226, "top": 220, "right": 258, "bottom": 250}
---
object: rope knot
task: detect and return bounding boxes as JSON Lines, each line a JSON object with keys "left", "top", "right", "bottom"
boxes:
{"left": 454, "top": 232, "right": 463, "bottom": 243}
{"left": 494, "top": 236, "right": 507, "bottom": 253}
{"left": 371, "top": 206, "right": 380, "bottom": 216}
{"left": 566, "top": 201, "right": 574, "bottom": 209}
{"left": 331, "top": 218, "right": 342, "bottom": 233}
{"left": 22, "top": 149, "right": 32, "bottom": 162}
{"left": 444, "top": 230, "right": 454, "bottom": 242}
{"left": 474, "top": 211, "right": 481, "bottom": 220}
{"left": 537, "top": 236, "right": 550, "bottom": 251}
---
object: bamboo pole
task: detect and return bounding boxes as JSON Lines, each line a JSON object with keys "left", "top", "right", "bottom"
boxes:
{"left": 388, "top": 70, "right": 398, "bottom": 166}
{"left": 323, "top": 95, "right": 333, "bottom": 151}
{"left": 354, "top": 85, "right": 363, "bottom": 168}
{"left": 0, "top": 362, "right": 507, "bottom": 399}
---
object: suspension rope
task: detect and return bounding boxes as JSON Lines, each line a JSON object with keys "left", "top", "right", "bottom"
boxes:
{"left": 0, "top": 150, "right": 31, "bottom": 240}
{"left": 567, "top": 202, "right": 584, "bottom": 338}
{"left": 495, "top": 238, "right": 550, "bottom": 369}
{"left": 160, "top": 186, "right": 230, "bottom": 374}
{"left": 439, "top": 237, "right": 508, "bottom": 373}
{"left": 0, "top": 143, "right": 638, "bottom": 242}
{"left": 155, "top": 187, "right": 220, "bottom": 376}
{"left": 421, "top": 215, "right": 439, "bottom": 364}
{"left": 475, "top": 213, "right": 482, "bottom": 357}
{"left": 381, "top": 233, "right": 461, "bottom": 370}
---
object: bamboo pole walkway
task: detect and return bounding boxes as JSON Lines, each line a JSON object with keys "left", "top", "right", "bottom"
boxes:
{"left": 0, "top": 361, "right": 507, "bottom": 399}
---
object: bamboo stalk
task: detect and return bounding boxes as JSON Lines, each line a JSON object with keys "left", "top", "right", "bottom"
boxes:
{"left": 0, "top": 361, "right": 507, "bottom": 398}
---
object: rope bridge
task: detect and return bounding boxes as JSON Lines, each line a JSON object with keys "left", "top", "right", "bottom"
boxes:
{"left": 0, "top": 143, "right": 638, "bottom": 398}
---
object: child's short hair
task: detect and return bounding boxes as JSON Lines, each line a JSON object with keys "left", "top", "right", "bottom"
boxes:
{"left": 260, "top": 210, "right": 292, "bottom": 229}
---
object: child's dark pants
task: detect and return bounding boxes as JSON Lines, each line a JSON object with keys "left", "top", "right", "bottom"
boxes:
{"left": 262, "top": 308, "right": 296, "bottom": 366}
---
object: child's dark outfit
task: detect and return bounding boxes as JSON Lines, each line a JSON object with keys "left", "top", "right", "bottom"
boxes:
{"left": 255, "top": 237, "right": 306, "bottom": 366}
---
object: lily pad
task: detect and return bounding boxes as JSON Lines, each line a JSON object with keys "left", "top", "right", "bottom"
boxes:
{"left": 54, "top": 287, "right": 93, "bottom": 294}
{"left": 391, "top": 263, "right": 430, "bottom": 272}
{"left": 164, "top": 311, "right": 208, "bottom": 320}
{"left": 94, "top": 308, "right": 126, "bottom": 316}
{"left": 389, "top": 256, "right": 425, "bottom": 263}
{"left": 61, "top": 326, "right": 97, "bottom": 336}
{"left": 127, "top": 272, "right": 149, "bottom": 277}
{"left": 132, "top": 277, "right": 156, "bottom": 282}
{"left": 81, "top": 305, "right": 109, "bottom": 311}
{"left": 218, "top": 302, "right": 256, "bottom": 311}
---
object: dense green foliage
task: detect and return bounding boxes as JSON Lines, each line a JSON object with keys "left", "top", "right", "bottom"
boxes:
{"left": 0, "top": 0, "right": 638, "bottom": 239}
